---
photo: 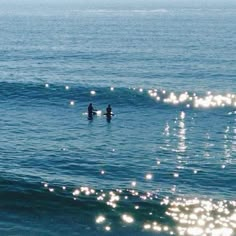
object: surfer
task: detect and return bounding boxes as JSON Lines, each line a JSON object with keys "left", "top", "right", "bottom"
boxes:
{"left": 105, "top": 104, "right": 112, "bottom": 122}
{"left": 88, "top": 103, "right": 95, "bottom": 119}
{"left": 106, "top": 104, "right": 112, "bottom": 116}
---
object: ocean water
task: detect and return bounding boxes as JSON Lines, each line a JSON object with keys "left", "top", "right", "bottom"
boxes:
{"left": 0, "top": 4, "right": 236, "bottom": 236}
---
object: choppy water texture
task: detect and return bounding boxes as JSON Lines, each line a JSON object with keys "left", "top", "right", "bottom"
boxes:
{"left": 0, "top": 4, "right": 235, "bottom": 236}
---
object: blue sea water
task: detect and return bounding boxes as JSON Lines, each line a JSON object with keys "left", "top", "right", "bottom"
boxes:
{"left": 0, "top": 3, "right": 236, "bottom": 236}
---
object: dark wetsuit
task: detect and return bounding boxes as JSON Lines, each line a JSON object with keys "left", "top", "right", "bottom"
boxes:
{"left": 88, "top": 103, "right": 94, "bottom": 118}
{"left": 106, "top": 105, "right": 112, "bottom": 117}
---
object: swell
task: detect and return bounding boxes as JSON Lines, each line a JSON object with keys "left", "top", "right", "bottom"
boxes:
{"left": 1, "top": 176, "right": 235, "bottom": 235}
{"left": 0, "top": 81, "right": 235, "bottom": 110}
{"left": 0, "top": 176, "right": 176, "bottom": 235}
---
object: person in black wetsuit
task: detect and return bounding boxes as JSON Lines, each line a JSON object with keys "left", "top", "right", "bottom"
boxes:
{"left": 106, "top": 104, "right": 112, "bottom": 116}
{"left": 106, "top": 104, "right": 112, "bottom": 121}
{"left": 88, "top": 103, "right": 94, "bottom": 119}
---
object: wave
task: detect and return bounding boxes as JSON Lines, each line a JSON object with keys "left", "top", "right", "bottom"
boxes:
{"left": 1, "top": 176, "right": 235, "bottom": 235}
{"left": 71, "top": 9, "right": 169, "bottom": 14}
{"left": 0, "top": 82, "right": 235, "bottom": 110}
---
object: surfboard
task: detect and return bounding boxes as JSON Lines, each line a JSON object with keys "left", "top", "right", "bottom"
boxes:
{"left": 103, "top": 112, "right": 115, "bottom": 116}
{"left": 83, "top": 110, "right": 103, "bottom": 116}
